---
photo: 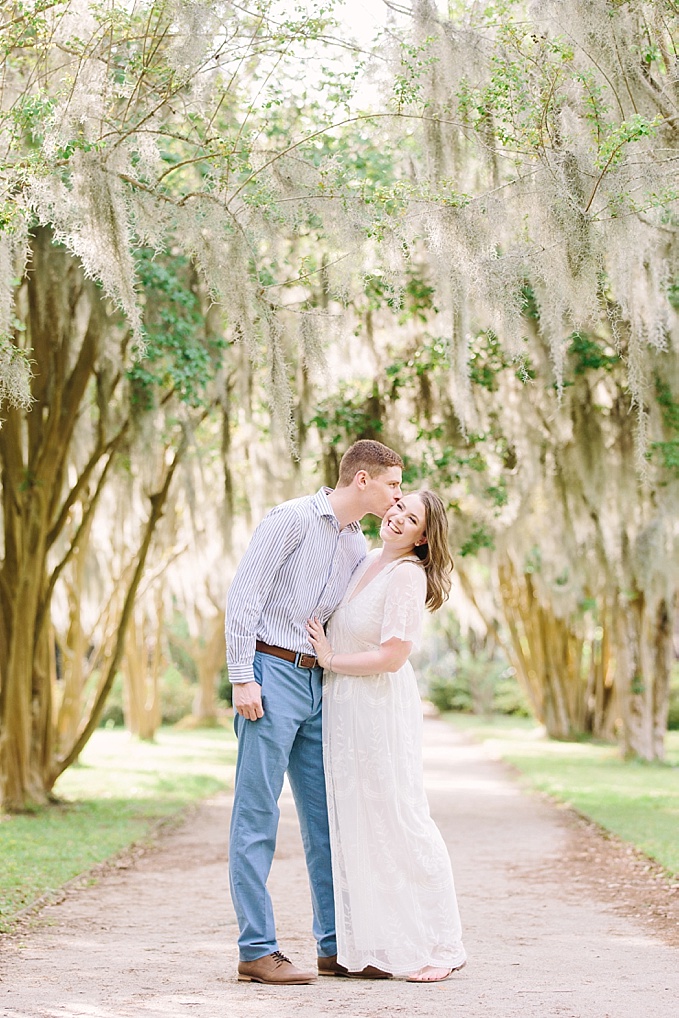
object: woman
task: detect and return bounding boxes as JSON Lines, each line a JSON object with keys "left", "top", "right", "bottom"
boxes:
{"left": 306, "top": 490, "right": 466, "bottom": 983}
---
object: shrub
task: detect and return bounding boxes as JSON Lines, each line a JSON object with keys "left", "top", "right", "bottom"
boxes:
{"left": 429, "top": 669, "right": 474, "bottom": 714}
{"left": 426, "top": 649, "right": 531, "bottom": 718}
{"left": 96, "top": 667, "right": 195, "bottom": 728}
{"left": 492, "top": 677, "right": 532, "bottom": 717}
{"left": 218, "top": 666, "right": 232, "bottom": 708}
{"left": 668, "top": 665, "right": 679, "bottom": 731}
{"left": 98, "top": 673, "right": 125, "bottom": 728}
{"left": 166, "top": 612, "right": 199, "bottom": 683}
{"left": 160, "top": 666, "right": 195, "bottom": 725}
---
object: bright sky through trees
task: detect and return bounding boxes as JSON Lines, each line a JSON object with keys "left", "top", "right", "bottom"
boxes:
{"left": 339, "top": 0, "right": 390, "bottom": 43}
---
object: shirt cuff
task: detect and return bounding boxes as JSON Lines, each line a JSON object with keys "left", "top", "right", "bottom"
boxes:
{"left": 228, "top": 664, "right": 255, "bottom": 684}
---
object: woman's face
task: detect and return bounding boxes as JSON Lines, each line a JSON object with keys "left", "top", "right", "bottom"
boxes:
{"left": 380, "top": 493, "right": 426, "bottom": 553}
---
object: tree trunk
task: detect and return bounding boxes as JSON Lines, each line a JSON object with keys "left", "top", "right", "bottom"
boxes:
{"left": 586, "top": 600, "right": 617, "bottom": 742}
{"left": 123, "top": 610, "right": 161, "bottom": 741}
{"left": 496, "top": 554, "right": 671, "bottom": 758}
{"left": 0, "top": 231, "right": 210, "bottom": 808}
{"left": 616, "top": 594, "right": 673, "bottom": 761}
{"left": 191, "top": 609, "right": 226, "bottom": 724}
{"left": 55, "top": 512, "right": 96, "bottom": 757}
{"left": 0, "top": 230, "right": 99, "bottom": 809}
{"left": 51, "top": 429, "right": 190, "bottom": 781}
{"left": 496, "top": 557, "right": 589, "bottom": 739}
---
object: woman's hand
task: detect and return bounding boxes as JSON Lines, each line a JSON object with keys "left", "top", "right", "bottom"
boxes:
{"left": 306, "top": 617, "right": 335, "bottom": 669}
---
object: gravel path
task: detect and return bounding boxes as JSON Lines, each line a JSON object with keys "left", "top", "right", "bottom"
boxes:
{"left": 2, "top": 718, "right": 678, "bottom": 1018}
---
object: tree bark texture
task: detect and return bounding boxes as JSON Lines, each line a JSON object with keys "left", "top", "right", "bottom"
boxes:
{"left": 191, "top": 609, "right": 226, "bottom": 724}
{"left": 0, "top": 231, "right": 186, "bottom": 808}
{"left": 497, "top": 557, "right": 588, "bottom": 740}
{"left": 51, "top": 433, "right": 187, "bottom": 780}
{"left": 496, "top": 555, "right": 672, "bottom": 759}
{"left": 0, "top": 230, "right": 100, "bottom": 808}
{"left": 123, "top": 609, "right": 162, "bottom": 741}
{"left": 615, "top": 594, "right": 673, "bottom": 761}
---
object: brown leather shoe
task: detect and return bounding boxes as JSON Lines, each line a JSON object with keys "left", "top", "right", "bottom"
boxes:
{"left": 238, "top": 951, "right": 317, "bottom": 984}
{"left": 317, "top": 954, "right": 391, "bottom": 979}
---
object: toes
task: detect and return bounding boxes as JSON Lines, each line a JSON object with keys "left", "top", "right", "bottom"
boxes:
{"left": 406, "top": 966, "right": 452, "bottom": 983}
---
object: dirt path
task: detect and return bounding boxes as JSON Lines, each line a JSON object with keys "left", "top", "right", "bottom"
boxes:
{"left": 2, "top": 719, "right": 678, "bottom": 1018}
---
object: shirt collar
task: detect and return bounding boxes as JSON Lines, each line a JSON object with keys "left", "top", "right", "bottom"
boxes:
{"left": 311, "top": 487, "right": 362, "bottom": 533}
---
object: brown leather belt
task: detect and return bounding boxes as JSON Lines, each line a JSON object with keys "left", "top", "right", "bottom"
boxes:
{"left": 255, "top": 640, "right": 318, "bottom": 670}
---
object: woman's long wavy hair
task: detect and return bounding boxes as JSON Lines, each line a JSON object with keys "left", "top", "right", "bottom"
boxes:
{"left": 412, "top": 490, "right": 454, "bottom": 612}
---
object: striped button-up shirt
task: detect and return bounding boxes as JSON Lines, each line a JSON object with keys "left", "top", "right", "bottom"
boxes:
{"left": 226, "top": 487, "right": 367, "bottom": 684}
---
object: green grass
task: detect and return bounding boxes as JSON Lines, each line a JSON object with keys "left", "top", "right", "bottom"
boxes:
{"left": 447, "top": 714, "right": 679, "bottom": 876}
{"left": 0, "top": 726, "right": 237, "bottom": 931}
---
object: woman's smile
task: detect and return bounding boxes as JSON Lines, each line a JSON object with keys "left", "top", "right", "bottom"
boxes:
{"left": 381, "top": 494, "right": 426, "bottom": 547}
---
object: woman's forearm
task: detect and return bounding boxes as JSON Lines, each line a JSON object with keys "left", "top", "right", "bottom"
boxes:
{"left": 328, "top": 640, "right": 412, "bottom": 676}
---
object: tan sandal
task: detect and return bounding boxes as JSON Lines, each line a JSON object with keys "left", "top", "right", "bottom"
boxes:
{"left": 406, "top": 961, "right": 466, "bottom": 983}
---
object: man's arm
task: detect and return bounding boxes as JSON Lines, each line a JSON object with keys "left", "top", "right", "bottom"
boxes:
{"left": 226, "top": 504, "right": 303, "bottom": 718}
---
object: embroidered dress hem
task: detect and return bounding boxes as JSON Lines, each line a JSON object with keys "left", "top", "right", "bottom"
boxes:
{"left": 337, "top": 947, "right": 467, "bottom": 978}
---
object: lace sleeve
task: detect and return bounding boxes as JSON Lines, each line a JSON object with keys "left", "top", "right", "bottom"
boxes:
{"left": 380, "top": 562, "right": 427, "bottom": 648}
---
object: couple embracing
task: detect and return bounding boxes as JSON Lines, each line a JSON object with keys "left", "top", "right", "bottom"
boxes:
{"left": 225, "top": 440, "right": 466, "bottom": 985}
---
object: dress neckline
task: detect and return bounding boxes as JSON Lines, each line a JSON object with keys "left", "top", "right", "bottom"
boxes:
{"left": 346, "top": 549, "right": 420, "bottom": 605}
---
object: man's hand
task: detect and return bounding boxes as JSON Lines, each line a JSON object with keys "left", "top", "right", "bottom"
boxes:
{"left": 232, "top": 681, "right": 264, "bottom": 721}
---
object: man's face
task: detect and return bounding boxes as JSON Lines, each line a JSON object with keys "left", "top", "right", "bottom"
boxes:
{"left": 361, "top": 465, "right": 403, "bottom": 518}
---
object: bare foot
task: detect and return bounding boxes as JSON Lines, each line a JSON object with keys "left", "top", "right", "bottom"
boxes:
{"left": 406, "top": 965, "right": 453, "bottom": 983}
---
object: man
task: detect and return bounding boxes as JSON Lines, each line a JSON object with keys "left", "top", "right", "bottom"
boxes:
{"left": 226, "top": 440, "right": 403, "bottom": 985}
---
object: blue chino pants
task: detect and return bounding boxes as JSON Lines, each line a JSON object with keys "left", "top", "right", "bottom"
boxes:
{"left": 228, "top": 650, "right": 336, "bottom": 961}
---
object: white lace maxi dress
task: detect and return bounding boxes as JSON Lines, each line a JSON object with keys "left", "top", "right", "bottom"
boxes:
{"left": 323, "top": 550, "right": 466, "bottom": 975}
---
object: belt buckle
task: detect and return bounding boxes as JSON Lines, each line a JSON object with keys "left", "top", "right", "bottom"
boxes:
{"left": 295, "top": 652, "right": 317, "bottom": 670}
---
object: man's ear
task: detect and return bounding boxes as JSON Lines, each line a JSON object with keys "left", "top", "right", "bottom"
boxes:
{"left": 354, "top": 469, "right": 369, "bottom": 489}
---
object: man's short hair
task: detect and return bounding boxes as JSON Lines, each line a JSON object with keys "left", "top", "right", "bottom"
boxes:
{"left": 337, "top": 440, "right": 403, "bottom": 487}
